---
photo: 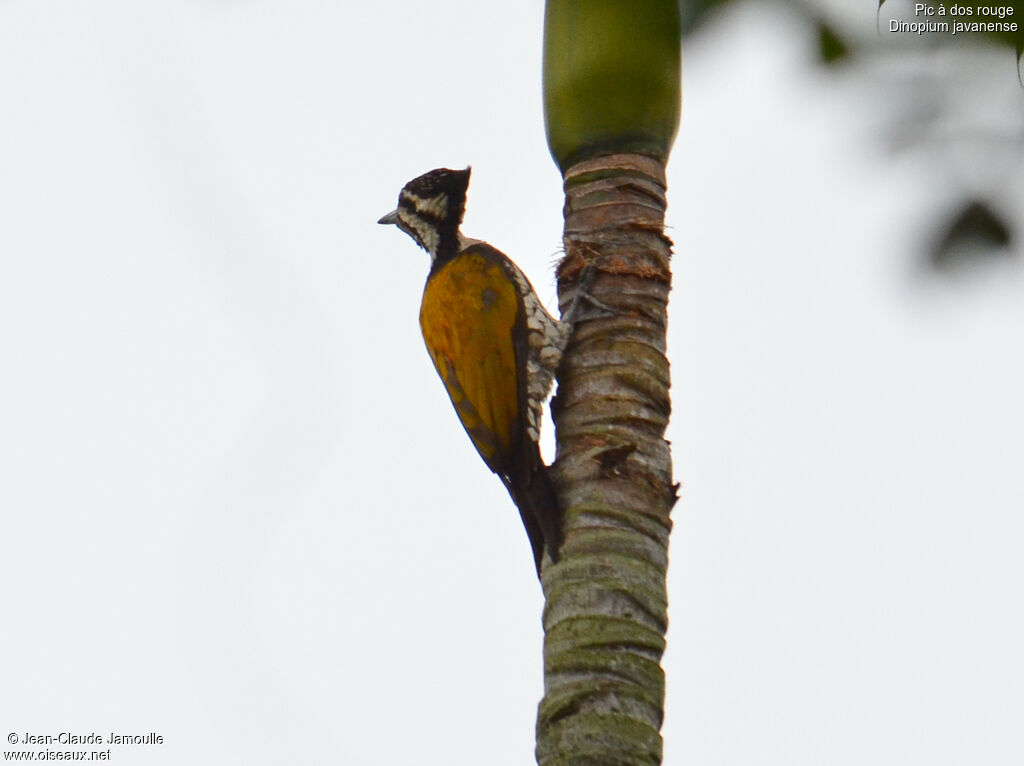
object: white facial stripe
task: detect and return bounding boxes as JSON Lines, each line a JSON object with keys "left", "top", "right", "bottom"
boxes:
{"left": 403, "top": 191, "right": 448, "bottom": 220}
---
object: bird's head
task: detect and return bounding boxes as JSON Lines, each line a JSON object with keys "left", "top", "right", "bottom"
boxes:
{"left": 378, "top": 167, "right": 471, "bottom": 262}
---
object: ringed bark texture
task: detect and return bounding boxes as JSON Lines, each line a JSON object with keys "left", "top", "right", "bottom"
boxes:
{"left": 537, "top": 153, "right": 675, "bottom": 766}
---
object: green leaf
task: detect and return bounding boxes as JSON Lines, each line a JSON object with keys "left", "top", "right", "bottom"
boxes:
{"left": 818, "top": 22, "right": 849, "bottom": 65}
{"left": 930, "top": 199, "right": 1014, "bottom": 270}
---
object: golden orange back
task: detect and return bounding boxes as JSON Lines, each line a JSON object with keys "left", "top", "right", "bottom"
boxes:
{"left": 419, "top": 247, "right": 523, "bottom": 471}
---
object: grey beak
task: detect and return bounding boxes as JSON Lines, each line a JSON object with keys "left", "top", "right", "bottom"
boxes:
{"left": 377, "top": 209, "right": 399, "bottom": 225}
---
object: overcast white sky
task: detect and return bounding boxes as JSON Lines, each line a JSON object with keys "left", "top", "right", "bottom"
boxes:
{"left": 2, "top": 2, "right": 1022, "bottom": 764}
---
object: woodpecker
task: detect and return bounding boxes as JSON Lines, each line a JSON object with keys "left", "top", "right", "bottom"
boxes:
{"left": 378, "top": 167, "right": 569, "bottom": 574}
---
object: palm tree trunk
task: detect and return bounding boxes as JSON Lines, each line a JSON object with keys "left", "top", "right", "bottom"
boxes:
{"left": 537, "top": 152, "right": 675, "bottom": 766}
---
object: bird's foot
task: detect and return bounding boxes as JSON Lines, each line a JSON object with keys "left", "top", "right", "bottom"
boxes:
{"left": 563, "top": 265, "right": 616, "bottom": 324}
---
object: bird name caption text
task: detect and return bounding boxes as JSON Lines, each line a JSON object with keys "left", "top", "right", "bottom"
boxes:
{"left": 889, "top": 4, "right": 1017, "bottom": 35}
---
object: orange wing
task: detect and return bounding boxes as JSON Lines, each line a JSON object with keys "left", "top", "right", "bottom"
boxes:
{"left": 419, "top": 248, "right": 523, "bottom": 473}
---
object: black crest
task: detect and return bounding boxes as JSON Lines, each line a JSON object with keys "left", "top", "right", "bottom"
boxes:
{"left": 403, "top": 167, "right": 471, "bottom": 205}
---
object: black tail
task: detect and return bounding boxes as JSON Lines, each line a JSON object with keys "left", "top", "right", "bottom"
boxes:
{"left": 501, "top": 447, "right": 562, "bottom": 577}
